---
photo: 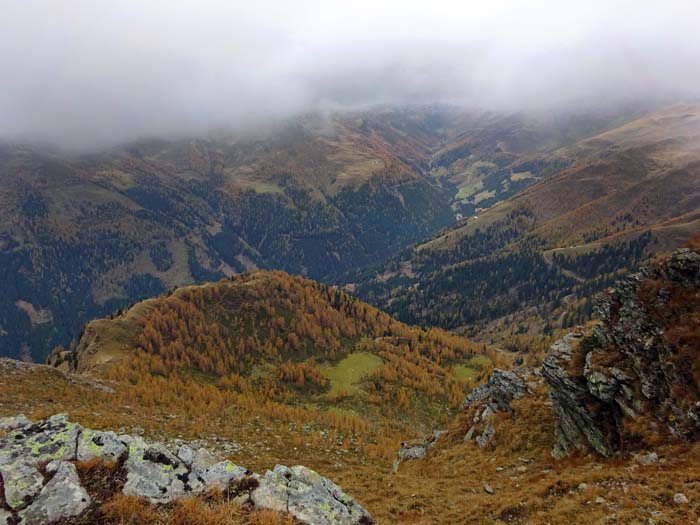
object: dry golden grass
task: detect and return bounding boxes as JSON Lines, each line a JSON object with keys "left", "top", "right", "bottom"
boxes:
{"left": 4, "top": 360, "right": 700, "bottom": 524}
{"left": 102, "top": 494, "right": 296, "bottom": 525}
{"left": 103, "top": 494, "right": 159, "bottom": 525}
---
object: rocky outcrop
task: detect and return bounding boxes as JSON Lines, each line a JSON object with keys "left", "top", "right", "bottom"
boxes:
{"left": 0, "top": 414, "right": 31, "bottom": 431}
{"left": 17, "top": 461, "right": 90, "bottom": 524}
{"left": 461, "top": 368, "right": 535, "bottom": 449}
{"left": 543, "top": 247, "right": 700, "bottom": 457}
{"left": 463, "top": 368, "right": 526, "bottom": 412}
{"left": 0, "top": 413, "right": 82, "bottom": 513}
{"left": 0, "top": 414, "right": 373, "bottom": 525}
{"left": 394, "top": 430, "right": 446, "bottom": 469}
{"left": 542, "top": 332, "right": 614, "bottom": 458}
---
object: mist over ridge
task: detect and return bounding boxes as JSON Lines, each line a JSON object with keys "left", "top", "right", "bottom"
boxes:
{"left": 1, "top": 0, "right": 699, "bottom": 149}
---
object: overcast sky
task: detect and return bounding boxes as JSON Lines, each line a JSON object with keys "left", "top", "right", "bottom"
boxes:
{"left": 1, "top": 0, "right": 699, "bottom": 149}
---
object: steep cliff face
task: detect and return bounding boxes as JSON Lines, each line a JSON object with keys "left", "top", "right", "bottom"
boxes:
{"left": 543, "top": 247, "right": 700, "bottom": 457}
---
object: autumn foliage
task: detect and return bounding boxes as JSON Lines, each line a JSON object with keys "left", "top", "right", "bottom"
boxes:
{"left": 95, "top": 270, "right": 484, "bottom": 451}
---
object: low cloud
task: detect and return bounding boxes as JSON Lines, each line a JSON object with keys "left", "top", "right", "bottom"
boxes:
{"left": 1, "top": 0, "right": 699, "bottom": 149}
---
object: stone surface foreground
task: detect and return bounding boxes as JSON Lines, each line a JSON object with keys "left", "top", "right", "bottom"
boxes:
{"left": 0, "top": 413, "right": 373, "bottom": 525}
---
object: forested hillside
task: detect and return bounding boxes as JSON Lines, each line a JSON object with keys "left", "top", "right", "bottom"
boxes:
{"left": 348, "top": 105, "right": 700, "bottom": 341}
{"left": 48, "top": 271, "right": 490, "bottom": 446}
{"left": 0, "top": 106, "right": 636, "bottom": 360}
{"left": 1, "top": 109, "right": 455, "bottom": 360}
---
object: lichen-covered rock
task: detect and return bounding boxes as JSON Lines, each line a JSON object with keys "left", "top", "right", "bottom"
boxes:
{"left": 77, "top": 428, "right": 128, "bottom": 462}
{"left": 197, "top": 461, "right": 247, "bottom": 489}
{"left": 0, "top": 413, "right": 372, "bottom": 525}
{"left": 0, "top": 458, "right": 44, "bottom": 510}
{"left": 0, "top": 414, "right": 31, "bottom": 431}
{"left": 252, "top": 465, "right": 373, "bottom": 525}
{"left": 0, "top": 508, "right": 11, "bottom": 525}
{"left": 177, "top": 445, "right": 195, "bottom": 465}
{"left": 192, "top": 447, "right": 218, "bottom": 470}
{"left": 123, "top": 439, "right": 189, "bottom": 503}
{"left": 17, "top": 461, "right": 90, "bottom": 523}
{"left": 0, "top": 413, "right": 81, "bottom": 467}
{"left": 0, "top": 414, "right": 82, "bottom": 510}
{"left": 543, "top": 247, "right": 700, "bottom": 457}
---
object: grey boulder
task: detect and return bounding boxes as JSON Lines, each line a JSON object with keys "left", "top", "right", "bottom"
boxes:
{"left": 0, "top": 509, "right": 12, "bottom": 525}
{"left": 252, "top": 465, "right": 373, "bottom": 525}
{"left": 184, "top": 448, "right": 247, "bottom": 492}
{"left": 0, "top": 414, "right": 31, "bottom": 431}
{"left": 123, "top": 439, "right": 188, "bottom": 503}
{"left": 17, "top": 461, "right": 90, "bottom": 523}
{"left": 0, "top": 458, "right": 44, "bottom": 510}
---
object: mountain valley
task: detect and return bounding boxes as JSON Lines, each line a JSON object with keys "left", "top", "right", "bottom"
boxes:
{"left": 0, "top": 105, "right": 642, "bottom": 361}
{"left": 348, "top": 104, "right": 700, "bottom": 343}
{"left": 4, "top": 3, "right": 700, "bottom": 524}
{"left": 0, "top": 102, "right": 698, "bottom": 525}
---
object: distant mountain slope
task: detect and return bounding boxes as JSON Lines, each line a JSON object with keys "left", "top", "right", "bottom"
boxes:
{"left": 429, "top": 107, "right": 649, "bottom": 217}
{"left": 0, "top": 109, "right": 459, "bottom": 360}
{"left": 0, "top": 105, "right": 640, "bottom": 360}
{"left": 348, "top": 104, "right": 700, "bottom": 340}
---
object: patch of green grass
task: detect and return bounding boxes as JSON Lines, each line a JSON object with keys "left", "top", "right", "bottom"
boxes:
{"left": 510, "top": 170, "right": 535, "bottom": 181}
{"left": 321, "top": 352, "right": 384, "bottom": 396}
{"left": 250, "top": 362, "right": 276, "bottom": 382}
{"left": 468, "top": 355, "right": 491, "bottom": 368}
{"left": 178, "top": 367, "right": 218, "bottom": 384}
{"left": 453, "top": 365, "right": 479, "bottom": 380}
{"left": 473, "top": 189, "right": 496, "bottom": 204}
{"left": 455, "top": 183, "right": 482, "bottom": 200}
{"left": 453, "top": 355, "right": 492, "bottom": 380}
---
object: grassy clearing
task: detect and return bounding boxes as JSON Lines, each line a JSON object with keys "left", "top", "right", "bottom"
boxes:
{"left": 321, "top": 352, "right": 384, "bottom": 396}
{"left": 473, "top": 189, "right": 496, "bottom": 204}
{"left": 511, "top": 170, "right": 535, "bottom": 181}
{"left": 250, "top": 362, "right": 276, "bottom": 382}
{"left": 454, "top": 355, "right": 492, "bottom": 380}
{"left": 455, "top": 180, "right": 484, "bottom": 200}
{"left": 468, "top": 355, "right": 492, "bottom": 368}
{"left": 453, "top": 365, "right": 478, "bottom": 380}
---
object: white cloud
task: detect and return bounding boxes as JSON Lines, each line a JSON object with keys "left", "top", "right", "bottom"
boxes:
{"left": 1, "top": 0, "right": 698, "bottom": 148}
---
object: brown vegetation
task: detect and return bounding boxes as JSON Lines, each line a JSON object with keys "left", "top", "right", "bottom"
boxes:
{"left": 101, "top": 493, "right": 296, "bottom": 525}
